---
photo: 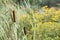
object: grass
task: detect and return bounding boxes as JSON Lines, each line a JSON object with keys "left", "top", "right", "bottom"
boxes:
{"left": 0, "top": 0, "right": 60, "bottom": 40}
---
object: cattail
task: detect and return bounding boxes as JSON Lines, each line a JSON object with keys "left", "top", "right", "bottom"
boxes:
{"left": 23, "top": 27, "right": 27, "bottom": 35}
{"left": 13, "top": 10, "right": 16, "bottom": 22}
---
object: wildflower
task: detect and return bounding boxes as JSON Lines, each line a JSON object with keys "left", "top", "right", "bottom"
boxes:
{"left": 42, "top": 6, "right": 48, "bottom": 11}
{"left": 55, "top": 10, "right": 60, "bottom": 15}
{"left": 20, "top": 14, "right": 26, "bottom": 22}
{"left": 48, "top": 22, "right": 52, "bottom": 24}
{"left": 51, "top": 17, "right": 57, "bottom": 21}
{"left": 43, "top": 22, "right": 52, "bottom": 26}
{"left": 42, "top": 6, "right": 48, "bottom": 9}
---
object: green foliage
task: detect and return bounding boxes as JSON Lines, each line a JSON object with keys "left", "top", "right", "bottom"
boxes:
{"left": 16, "top": 0, "right": 60, "bottom": 7}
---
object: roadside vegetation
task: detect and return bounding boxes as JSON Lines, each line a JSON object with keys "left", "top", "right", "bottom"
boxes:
{"left": 0, "top": 0, "right": 60, "bottom": 40}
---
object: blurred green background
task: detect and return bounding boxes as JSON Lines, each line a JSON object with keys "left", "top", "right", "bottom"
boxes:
{"left": 16, "top": 0, "right": 60, "bottom": 7}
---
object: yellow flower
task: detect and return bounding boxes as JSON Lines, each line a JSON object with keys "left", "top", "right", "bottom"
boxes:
{"left": 55, "top": 10, "right": 60, "bottom": 16}
{"left": 42, "top": 6, "right": 48, "bottom": 11}
{"left": 20, "top": 14, "right": 26, "bottom": 21}
{"left": 42, "top": 6, "right": 48, "bottom": 9}
{"left": 51, "top": 17, "right": 58, "bottom": 21}
{"left": 26, "top": 14, "right": 30, "bottom": 19}
{"left": 33, "top": 13, "right": 40, "bottom": 19}
{"left": 43, "top": 22, "right": 52, "bottom": 25}
{"left": 48, "top": 22, "right": 52, "bottom": 24}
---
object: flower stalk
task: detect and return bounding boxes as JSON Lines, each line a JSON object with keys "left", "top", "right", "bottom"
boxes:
{"left": 23, "top": 27, "right": 27, "bottom": 35}
{"left": 13, "top": 10, "right": 16, "bottom": 22}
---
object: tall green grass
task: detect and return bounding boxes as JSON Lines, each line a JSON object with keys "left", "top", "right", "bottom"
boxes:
{"left": 0, "top": 0, "right": 35, "bottom": 40}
